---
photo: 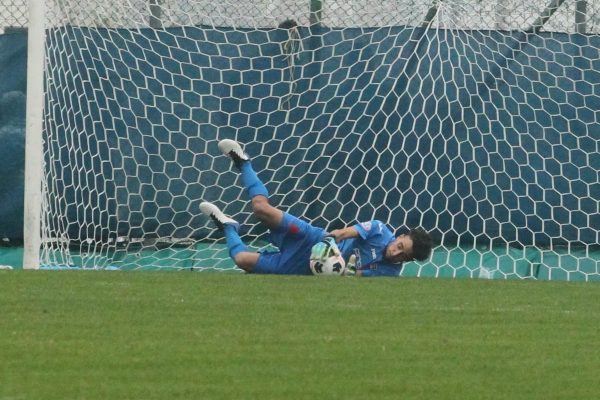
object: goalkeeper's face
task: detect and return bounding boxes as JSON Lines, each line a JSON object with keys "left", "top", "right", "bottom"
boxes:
{"left": 384, "top": 235, "right": 414, "bottom": 264}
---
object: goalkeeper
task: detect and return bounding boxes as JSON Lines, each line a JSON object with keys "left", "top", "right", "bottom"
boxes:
{"left": 200, "top": 139, "right": 432, "bottom": 276}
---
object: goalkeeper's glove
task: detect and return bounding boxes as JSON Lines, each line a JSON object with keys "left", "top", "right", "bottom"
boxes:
{"left": 324, "top": 233, "right": 338, "bottom": 242}
{"left": 343, "top": 254, "right": 357, "bottom": 276}
{"left": 310, "top": 236, "right": 340, "bottom": 261}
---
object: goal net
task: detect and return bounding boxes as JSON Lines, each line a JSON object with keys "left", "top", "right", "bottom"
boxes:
{"left": 25, "top": 0, "right": 599, "bottom": 279}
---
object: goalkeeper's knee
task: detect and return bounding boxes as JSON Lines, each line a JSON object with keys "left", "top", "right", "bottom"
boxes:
{"left": 231, "top": 252, "right": 257, "bottom": 273}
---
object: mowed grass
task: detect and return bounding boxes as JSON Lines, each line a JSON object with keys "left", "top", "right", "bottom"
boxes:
{"left": 1, "top": 271, "right": 599, "bottom": 400}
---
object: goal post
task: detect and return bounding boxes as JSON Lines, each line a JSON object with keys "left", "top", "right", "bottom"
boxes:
{"left": 21, "top": 0, "right": 599, "bottom": 279}
{"left": 23, "top": 0, "right": 46, "bottom": 270}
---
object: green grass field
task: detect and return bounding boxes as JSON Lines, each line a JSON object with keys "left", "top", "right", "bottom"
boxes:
{"left": 1, "top": 271, "right": 599, "bottom": 400}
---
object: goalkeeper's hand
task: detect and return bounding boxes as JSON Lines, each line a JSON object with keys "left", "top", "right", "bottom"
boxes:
{"left": 343, "top": 254, "right": 357, "bottom": 276}
{"left": 326, "top": 231, "right": 340, "bottom": 242}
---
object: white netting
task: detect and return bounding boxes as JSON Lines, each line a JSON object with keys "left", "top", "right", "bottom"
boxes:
{"left": 0, "top": 0, "right": 27, "bottom": 32}
{"left": 4, "top": 1, "right": 600, "bottom": 31}
{"left": 21, "top": 0, "right": 600, "bottom": 278}
{"left": 36, "top": 0, "right": 600, "bottom": 32}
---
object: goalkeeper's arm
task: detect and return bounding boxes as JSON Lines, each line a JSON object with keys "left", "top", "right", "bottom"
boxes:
{"left": 329, "top": 227, "right": 359, "bottom": 242}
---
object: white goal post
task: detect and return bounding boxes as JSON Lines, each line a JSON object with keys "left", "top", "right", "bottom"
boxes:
{"left": 21, "top": 0, "right": 599, "bottom": 279}
{"left": 23, "top": 0, "right": 46, "bottom": 270}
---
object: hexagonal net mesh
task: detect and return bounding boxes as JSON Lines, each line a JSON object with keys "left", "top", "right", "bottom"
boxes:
{"left": 33, "top": 1, "right": 599, "bottom": 278}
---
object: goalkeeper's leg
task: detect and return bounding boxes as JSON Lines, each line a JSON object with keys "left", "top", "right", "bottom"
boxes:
{"left": 218, "top": 139, "right": 283, "bottom": 229}
{"left": 199, "top": 201, "right": 259, "bottom": 272}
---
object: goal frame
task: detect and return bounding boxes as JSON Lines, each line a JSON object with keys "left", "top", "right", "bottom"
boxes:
{"left": 23, "top": 0, "right": 46, "bottom": 270}
{"left": 20, "top": 0, "right": 598, "bottom": 278}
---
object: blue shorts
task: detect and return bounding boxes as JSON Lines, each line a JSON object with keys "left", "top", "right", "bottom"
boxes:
{"left": 253, "top": 213, "right": 327, "bottom": 275}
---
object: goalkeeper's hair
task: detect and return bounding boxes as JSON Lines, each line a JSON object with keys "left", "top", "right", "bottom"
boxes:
{"left": 409, "top": 228, "right": 433, "bottom": 261}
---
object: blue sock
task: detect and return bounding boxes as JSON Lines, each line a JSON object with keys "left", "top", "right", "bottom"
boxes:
{"left": 224, "top": 224, "right": 247, "bottom": 258}
{"left": 240, "top": 161, "right": 269, "bottom": 198}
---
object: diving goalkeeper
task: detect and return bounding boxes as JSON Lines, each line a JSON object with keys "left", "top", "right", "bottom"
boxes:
{"left": 200, "top": 139, "right": 433, "bottom": 277}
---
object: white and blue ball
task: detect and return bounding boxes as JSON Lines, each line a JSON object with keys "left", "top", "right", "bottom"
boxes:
{"left": 309, "top": 237, "right": 346, "bottom": 276}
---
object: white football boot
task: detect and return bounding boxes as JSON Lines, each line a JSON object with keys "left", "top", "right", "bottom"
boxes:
{"left": 218, "top": 139, "right": 250, "bottom": 170}
{"left": 200, "top": 201, "right": 240, "bottom": 232}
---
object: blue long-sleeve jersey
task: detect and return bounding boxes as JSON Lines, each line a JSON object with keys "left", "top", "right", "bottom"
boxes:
{"left": 337, "top": 220, "right": 403, "bottom": 277}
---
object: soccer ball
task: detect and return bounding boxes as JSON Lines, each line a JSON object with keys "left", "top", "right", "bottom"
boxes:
{"left": 309, "top": 237, "right": 346, "bottom": 276}
{"left": 310, "top": 255, "right": 346, "bottom": 276}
